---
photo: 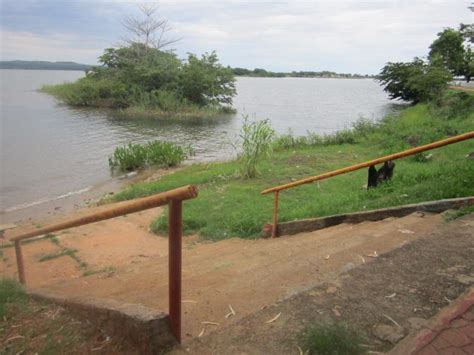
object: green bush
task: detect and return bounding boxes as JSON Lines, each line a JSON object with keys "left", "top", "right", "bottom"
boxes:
{"left": 303, "top": 323, "right": 365, "bottom": 355}
{"left": 238, "top": 117, "right": 275, "bottom": 178}
{"left": 432, "top": 91, "right": 474, "bottom": 119}
{"left": 109, "top": 140, "right": 191, "bottom": 172}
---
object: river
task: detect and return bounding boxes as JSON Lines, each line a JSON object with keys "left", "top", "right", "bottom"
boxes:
{"left": 0, "top": 69, "right": 400, "bottom": 220}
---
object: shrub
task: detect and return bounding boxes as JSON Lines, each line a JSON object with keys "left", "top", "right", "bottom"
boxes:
{"left": 432, "top": 91, "right": 474, "bottom": 119}
{"left": 109, "top": 140, "right": 190, "bottom": 172}
{"left": 303, "top": 323, "right": 365, "bottom": 355}
{"left": 237, "top": 117, "right": 275, "bottom": 178}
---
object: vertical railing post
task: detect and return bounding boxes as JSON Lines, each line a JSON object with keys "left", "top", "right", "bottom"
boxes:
{"left": 168, "top": 199, "right": 182, "bottom": 343}
{"left": 15, "top": 241, "right": 26, "bottom": 285}
{"left": 272, "top": 191, "right": 279, "bottom": 238}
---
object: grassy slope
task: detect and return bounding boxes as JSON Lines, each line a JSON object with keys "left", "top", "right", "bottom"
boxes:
{"left": 112, "top": 98, "right": 474, "bottom": 241}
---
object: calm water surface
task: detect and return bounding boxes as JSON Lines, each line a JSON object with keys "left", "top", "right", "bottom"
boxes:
{"left": 0, "top": 69, "right": 398, "bottom": 214}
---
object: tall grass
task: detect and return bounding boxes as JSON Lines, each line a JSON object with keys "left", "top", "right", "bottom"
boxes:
{"left": 238, "top": 117, "right": 275, "bottom": 178}
{"left": 108, "top": 140, "right": 191, "bottom": 172}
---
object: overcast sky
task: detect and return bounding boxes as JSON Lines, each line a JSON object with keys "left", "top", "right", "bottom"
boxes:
{"left": 0, "top": 0, "right": 472, "bottom": 74}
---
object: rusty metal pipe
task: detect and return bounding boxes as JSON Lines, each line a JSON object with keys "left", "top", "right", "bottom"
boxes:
{"left": 261, "top": 131, "right": 474, "bottom": 195}
{"left": 272, "top": 191, "right": 279, "bottom": 238}
{"left": 11, "top": 185, "right": 198, "bottom": 242}
{"left": 14, "top": 241, "right": 26, "bottom": 284}
{"left": 168, "top": 200, "right": 182, "bottom": 343}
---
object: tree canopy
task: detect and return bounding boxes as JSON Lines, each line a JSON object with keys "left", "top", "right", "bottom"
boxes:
{"left": 429, "top": 26, "right": 473, "bottom": 82}
{"left": 379, "top": 59, "right": 452, "bottom": 103}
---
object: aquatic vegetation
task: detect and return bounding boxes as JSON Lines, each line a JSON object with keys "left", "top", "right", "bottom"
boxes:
{"left": 108, "top": 140, "right": 191, "bottom": 172}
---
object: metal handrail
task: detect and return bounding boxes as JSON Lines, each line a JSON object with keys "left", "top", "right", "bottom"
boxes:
{"left": 10, "top": 184, "right": 198, "bottom": 343}
{"left": 261, "top": 131, "right": 474, "bottom": 237}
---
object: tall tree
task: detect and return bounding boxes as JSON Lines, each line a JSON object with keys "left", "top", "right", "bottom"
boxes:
{"left": 429, "top": 28, "right": 465, "bottom": 77}
{"left": 122, "top": 4, "right": 180, "bottom": 50}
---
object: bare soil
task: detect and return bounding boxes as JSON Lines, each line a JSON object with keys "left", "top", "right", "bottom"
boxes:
{"left": 175, "top": 213, "right": 474, "bottom": 354}
{"left": 1, "top": 297, "right": 135, "bottom": 354}
{"left": 2, "top": 204, "right": 456, "bottom": 344}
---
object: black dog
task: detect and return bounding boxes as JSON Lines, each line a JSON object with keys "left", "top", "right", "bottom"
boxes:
{"left": 368, "top": 161, "right": 395, "bottom": 188}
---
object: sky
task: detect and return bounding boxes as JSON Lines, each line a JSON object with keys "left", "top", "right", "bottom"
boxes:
{"left": 0, "top": 0, "right": 473, "bottom": 74}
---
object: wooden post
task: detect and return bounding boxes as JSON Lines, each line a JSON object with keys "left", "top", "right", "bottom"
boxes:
{"left": 168, "top": 200, "right": 182, "bottom": 343}
{"left": 272, "top": 191, "right": 279, "bottom": 238}
{"left": 14, "top": 241, "right": 26, "bottom": 285}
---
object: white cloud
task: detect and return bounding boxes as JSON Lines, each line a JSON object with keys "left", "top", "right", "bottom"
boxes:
{"left": 0, "top": 30, "right": 109, "bottom": 64}
{"left": 1, "top": 0, "right": 472, "bottom": 72}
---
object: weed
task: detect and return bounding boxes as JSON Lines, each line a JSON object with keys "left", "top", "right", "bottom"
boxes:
{"left": 38, "top": 248, "right": 78, "bottom": 262}
{"left": 82, "top": 266, "right": 116, "bottom": 277}
{"left": 237, "top": 117, "right": 275, "bottom": 178}
{"left": 0, "top": 278, "right": 26, "bottom": 318}
{"left": 302, "top": 323, "right": 366, "bottom": 355}
{"left": 444, "top": 205, "right": 474, "bottom": 221}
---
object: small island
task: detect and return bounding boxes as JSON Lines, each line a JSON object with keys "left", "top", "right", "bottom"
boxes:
{"left": 42, "top": 46, "right": 237, "bottom": 119}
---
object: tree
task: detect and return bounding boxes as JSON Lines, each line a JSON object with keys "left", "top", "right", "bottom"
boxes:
{"left": 179, "top": 52, "right": 236, "bottom": 107}
{"left": 429, "top": 28, "right": 465, "bottom": 76}
{"left": 378, "top": 59, "right": 452, "bottom": 103}
{"left": 459, "top": 23, "right": 474, "bottom": 44}
{"left": 122, "top": 4, "right": 180, "bottom": 50}
{"left": 429, "top": 27, "right": 473, "bottom": 82}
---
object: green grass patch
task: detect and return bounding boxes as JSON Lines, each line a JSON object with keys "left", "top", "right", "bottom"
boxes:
{"left": 38, "top": 248, "right": 78, "bottom": 262}
{"left": 109, "top": 140, "right": 192, "bottom": 172}
{"left": 111, "top": 92, "right": 474, "bottom": 241}
{"left": 444, "top": 205, "right": 474, "bottom": 221}
{"left": 302, "top": 323, "right": 366, "bottom": 355}
{"left": 0, "top": 278, "right": 26, "bottom": 318}
{"left": 82, "top": 266, "right": 116, "bottom": 277}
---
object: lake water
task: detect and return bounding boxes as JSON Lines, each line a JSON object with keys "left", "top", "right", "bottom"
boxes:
{"left": 0, "top": 69, "right": 398, "bottom": 217}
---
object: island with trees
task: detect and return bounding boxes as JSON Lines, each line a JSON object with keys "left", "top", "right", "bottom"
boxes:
{"left": 41, "top": 5, "right": 236, "bottom": 118}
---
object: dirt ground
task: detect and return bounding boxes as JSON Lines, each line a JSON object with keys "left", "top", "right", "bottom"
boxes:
{"left": 175, "top": 213, "right": 474, "bottom": 354}
{"left": 1, "top": 202, "right": 456, "bottom": 343}
{"left": 1, "top": 297, "right": 135, "bottom": 354}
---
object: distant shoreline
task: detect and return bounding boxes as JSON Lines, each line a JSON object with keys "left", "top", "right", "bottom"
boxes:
{"left": 0, "top": 60, "right": 374, "bottom": 78}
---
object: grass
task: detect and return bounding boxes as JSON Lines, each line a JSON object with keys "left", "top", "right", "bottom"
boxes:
{"left": 110, "top": 91, "right": 474, "bottom": 241}
{"left": 444, "top": 205, "right": 474, "bottom": 221}
{"left": 38, "top": 247, "right": 88, "bottom": 269}
{"left": 109, "top": 140, "right": 192, "bottom": 172}
{"left": 0, "top": 278, "right": 27, "bottom": 318}
{"left": 42, "top": 82, "right": 236, "bottom": 120}
{"left": 82, "top": 266, "right": 116, "bottom": 277}
{"left": 0, "top": 278, "right": 116, "bottom": 353}
{"left": 302, "top": 323, "right": 366, "bottom": 355}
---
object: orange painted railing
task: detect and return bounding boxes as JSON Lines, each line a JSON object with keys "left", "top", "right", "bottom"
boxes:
{"left": 261, "top": 131, "right": 474, "bottom": 238}
{"left": 10, "top": 184, "right": 198, "bottom": 343}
